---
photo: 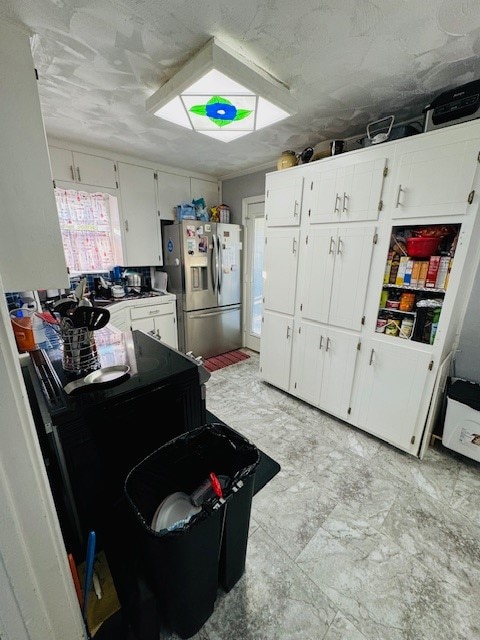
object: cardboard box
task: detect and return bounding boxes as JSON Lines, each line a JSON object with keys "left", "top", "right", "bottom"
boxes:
{"left": 417, "top": 261, "right": 429, "bottom": 288}
{"left": 435, "top": 256, "right": 451, "bottom": 289}
{"left": 403, "top": 259, "right": 414, "bottom": 286}
{"left": 410, "top": 261, "right": 421, "bottom": 287}
{"left": 395, "top": 256, "right": 409, "bottom": 286}
{"left": 425, "top": 256, "right": 441, "bottom": 288}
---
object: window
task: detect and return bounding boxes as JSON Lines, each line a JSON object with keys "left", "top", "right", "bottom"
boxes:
{"left": 54, "top": 188, "right": 122, "bottom": 274}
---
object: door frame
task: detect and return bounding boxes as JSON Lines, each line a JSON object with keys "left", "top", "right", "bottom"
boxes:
{"left": 242, "top": 195, "right": 265, "bottom": 352}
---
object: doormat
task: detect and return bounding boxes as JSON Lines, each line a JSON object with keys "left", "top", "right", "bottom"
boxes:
{"left": 203, "top": 350, "right": 250, "bottom": 372}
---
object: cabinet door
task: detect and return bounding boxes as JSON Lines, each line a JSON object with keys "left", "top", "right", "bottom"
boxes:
{"left": 156, "top": 172, "right": 190, "bottom": 220}
{"left": 49, "top": 147, "right": 76, "bottom": 182}
{"left": 265, "top": 171, "right": 304, "bottom": 226}
{"left": 72, "top": 152, "right": 117, "bottom": 189}
{"left": 355, "top": 340, "right": 432, "bottom": 452}
{"left": 263, "top": 228, "right": 300, "bottom": 315}
{"left": 259, "top": 310, "right": 293, "bottom": 392}
{"left": 341, "top": 155, "right": 387, "bottom": 222}
{"left": 1, "top": 25, "right": 69, "bottom": 291}
{"left": 118, "top": 163, "right": 162, "bottom": 266}
{"left": 300, "top": 226, "right": 336, "bottom": 324}
{"left": 320, "top": 329, "right": 359, "bottom": 419}
{"left": 130, "top": 316, "right": 155, "bottom": 334}
{"left": 154, "top": 314, "right": 178, "bottom": 349}
{"left": 289, "top": 320, "right": 323, "bottom": 405}
{"left": 190, "top": 178, "right": 219, "bottom": 211}
{"left": 309, "top": 153, "right": 387, "bottom": 224}
{"left": 328, "top": 225, "right": 376, "bottom": 330}
{"left": 392, "top": 138, "right": 479, "bottom": 218}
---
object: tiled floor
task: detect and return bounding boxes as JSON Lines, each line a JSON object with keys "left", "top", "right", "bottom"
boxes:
{"left": 165, "top": 349, "right": 480, "bottom": 640}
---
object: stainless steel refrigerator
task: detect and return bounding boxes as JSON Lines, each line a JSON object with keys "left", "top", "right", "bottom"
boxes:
{"left": 163, "top": 220, "right": 242, "bottom": 359}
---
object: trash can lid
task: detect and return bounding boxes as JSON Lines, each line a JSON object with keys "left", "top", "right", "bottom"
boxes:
{"left": 447, "top": 379, "right": 480, "bottom": 412}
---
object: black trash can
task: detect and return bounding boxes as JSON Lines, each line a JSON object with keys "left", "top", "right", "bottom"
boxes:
{"left": 124, "top": 423, "right": 260, "bottom": 639}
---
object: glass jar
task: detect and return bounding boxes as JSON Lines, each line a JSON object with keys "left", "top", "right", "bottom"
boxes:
{"left": 399, "top": 292, "right": 416, "bottom": 312}
{"left": 399, "top": 317, "right": 414, "bottom": 339}
{"left": 385, "top": 317, "right": 400, "bottom": 336}
{"left": 277, "top": 150, "right": 298, "bottom": 171}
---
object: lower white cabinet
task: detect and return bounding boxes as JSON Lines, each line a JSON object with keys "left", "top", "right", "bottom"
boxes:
{"left": 130, "top": 300, "right": 178, "bottom": 349}
{"left": 259, "top": 310, "right": 293, "bottom": 392}
{"left": 352, "top": 339, "right": 433, "bottom": 453}
{"left": 290, "top": 321, "right": 359, "bottom": 419}
{"left": 107, "top": 305, "right": 129, "bottom": 332}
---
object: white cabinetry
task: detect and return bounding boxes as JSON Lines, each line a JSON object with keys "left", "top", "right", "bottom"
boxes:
{"left": 300, "top": 224, "right": 376, "bottom": 330}
{"left": 49, "top": 147, "right": 117, "bottom": 189}
{"left": 118, "top": 162, "right": 163, "bottom": 266}
{"left": 391, "top": 134, "right": 479, "bottom": 219}
{"left": 306, "top": 151, "right": 388, "bottom": 223}
{"left": 260, "top": 120, "right": 480, "bottom": 457}
{"left": 190, "top": 177, "right": 219, "bottom": 211}
{"left": 107, "top": 304, "right": 129, "bottom": 332}
{"left": 290, "top": 322, "right": 359, "bottom": 419}
{"left": 0, "top": 23, "right": 69, "bottom": 291}
{"left": 265, "top": 172, "right": 304, "bottom": 226}
{"left": 154, "top": 173, "right": 219, "bottom": 221}
{"left": 259, "top": 310, "right": 293, "bottom": 392}
{"left": 129, "top": 299, "right": 178, "bottom": 349}
{"left": 352, "top": 339, "right": 433, "bottom": 452}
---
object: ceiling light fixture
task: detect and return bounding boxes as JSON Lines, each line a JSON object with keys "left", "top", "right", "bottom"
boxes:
{"left": 146, "top": 37, "right": 296, "bottom": 142}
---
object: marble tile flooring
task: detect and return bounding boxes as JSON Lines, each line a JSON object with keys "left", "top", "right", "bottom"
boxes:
{"left": 165, "top": 349, "right": 480, "bottom": 640}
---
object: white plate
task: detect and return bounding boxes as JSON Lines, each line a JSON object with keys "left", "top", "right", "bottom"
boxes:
{"left": 151, "top": 492, "right": 201, "bottom": 532}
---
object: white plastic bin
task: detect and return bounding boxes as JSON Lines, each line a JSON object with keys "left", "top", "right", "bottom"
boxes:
{"left": 443, "top": 379, "right": 480, "bottom": 462}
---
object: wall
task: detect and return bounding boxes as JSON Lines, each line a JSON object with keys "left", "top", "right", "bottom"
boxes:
{"left": 455, "top": 260, "right": 480, "bottom": 383}
{"left": 221, "top": 167, "right": 272, "bottom": 224}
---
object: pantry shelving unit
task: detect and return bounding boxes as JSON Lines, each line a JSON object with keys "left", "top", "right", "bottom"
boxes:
{"left": 260, "top": 119, "right": 480, "bottom": 458}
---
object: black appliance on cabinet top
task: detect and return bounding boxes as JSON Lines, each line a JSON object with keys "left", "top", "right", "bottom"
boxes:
{"left": 423, "top": 79, "right": 480, "bottom": 131}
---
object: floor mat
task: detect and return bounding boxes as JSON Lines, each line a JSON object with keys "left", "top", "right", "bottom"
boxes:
{"left": 203, "top": 350, "right": 250, "bottom": 372}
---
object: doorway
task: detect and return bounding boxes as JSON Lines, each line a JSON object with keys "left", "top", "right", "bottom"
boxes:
{"left": 242, "top": 196, "right": 265, "bottom": 352}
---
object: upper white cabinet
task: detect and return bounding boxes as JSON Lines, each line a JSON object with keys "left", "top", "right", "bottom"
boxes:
{"left": 190, "top": 178, "right": 219, "bottom": 211}
{"left": 300, "top": 224, "right": 376, "bottom": 330}
{"left": 265, "top": 171, "right": 304, "bottom": 226}
{"left": 391, "top": 135, "right": 479, "bottom": 218}
{"left": 156, "top": 172, "right": 190, "bottom": 220}
{"left": 0, "top": 23, "right": 69, "bottom": 291}
{"left": 118, "top": 162, "right": 163, "bottom": 266}
{"left": 306, "top": 151, "right": 389, "bottom": 224}
{"left": 49, "top": 147, "right": 118, "bottom": 190}
{"left": 156, "top": 174, "right": 219, "bottom": 221}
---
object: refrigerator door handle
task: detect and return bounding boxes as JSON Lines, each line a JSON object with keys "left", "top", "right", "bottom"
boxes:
{"left": 217, "top": 234, "right": 223, "bottom": 294}
{"left": 191, "top": 309, "right": 238, "bottom": 318}
{"left": 211, "top": 234, "right": 218, "bottom": 293}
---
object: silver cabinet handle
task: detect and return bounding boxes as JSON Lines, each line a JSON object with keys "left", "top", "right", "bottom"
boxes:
{"left": 70, "top": 165, "right": 75, "bottom": 181}
{"left": 343, "top": 192, "right": 348, "bottom": 212}
{"left": 286, "top": 325, "right": 291, "bottom": 339}
{"left": 334, "top": 193, "right": 341, "bottom": 213}
{"left": 395, "top": 184, "right": 403, "bottom": 207}
{"left": 337, "top": 237, "right": 342, "bottom": 254}
{"left": 369, "top": 348, "right": 375, "bottom": 365}
{"left": 124, "top": 219, "right": 129, "bottom": 232}
{"left": 76, "top": 166, "right": 81, "bottom": 182}
{"left": 319, "top": 335, "right": 324, "bottom": 350}
{"left": 329, "top": 236, "right": 335, "bottom": 254}
{"left": 294, "top": 200, "right": 299, "bottom": 217}
{"left": 292, "top": 237, "right": 297, "bottom": 254}
{"left": 326, "top": 337, "right": 331, "bottom": 352}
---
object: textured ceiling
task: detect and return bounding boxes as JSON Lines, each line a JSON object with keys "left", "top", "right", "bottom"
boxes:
{"left": 2, "top": 0, "right": 480, "bottom": 178}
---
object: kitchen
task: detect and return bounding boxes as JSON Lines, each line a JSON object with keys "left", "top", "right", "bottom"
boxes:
{"left": 1, "top": 3, "right": 480, "bottom": 640}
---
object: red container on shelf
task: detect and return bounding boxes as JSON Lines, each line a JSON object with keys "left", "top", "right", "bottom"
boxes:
{"left": 406, "top": 236, "right": 441, "bottom": 258}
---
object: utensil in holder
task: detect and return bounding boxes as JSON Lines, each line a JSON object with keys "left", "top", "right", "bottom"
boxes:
{"left": 60, "top": 324, "right": 100, "bottom": 374}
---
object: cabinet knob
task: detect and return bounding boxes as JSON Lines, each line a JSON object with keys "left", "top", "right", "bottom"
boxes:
{"left": 395, "top": 184, "right": 403, "bottom": 207}
{"left": 334, "top": 193, "right": 341, "bottom": 213}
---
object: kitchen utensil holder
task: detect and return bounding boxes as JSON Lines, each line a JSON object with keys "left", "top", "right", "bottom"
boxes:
{"left": 60, "top": 325, "right": 100, "bottom": 374}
